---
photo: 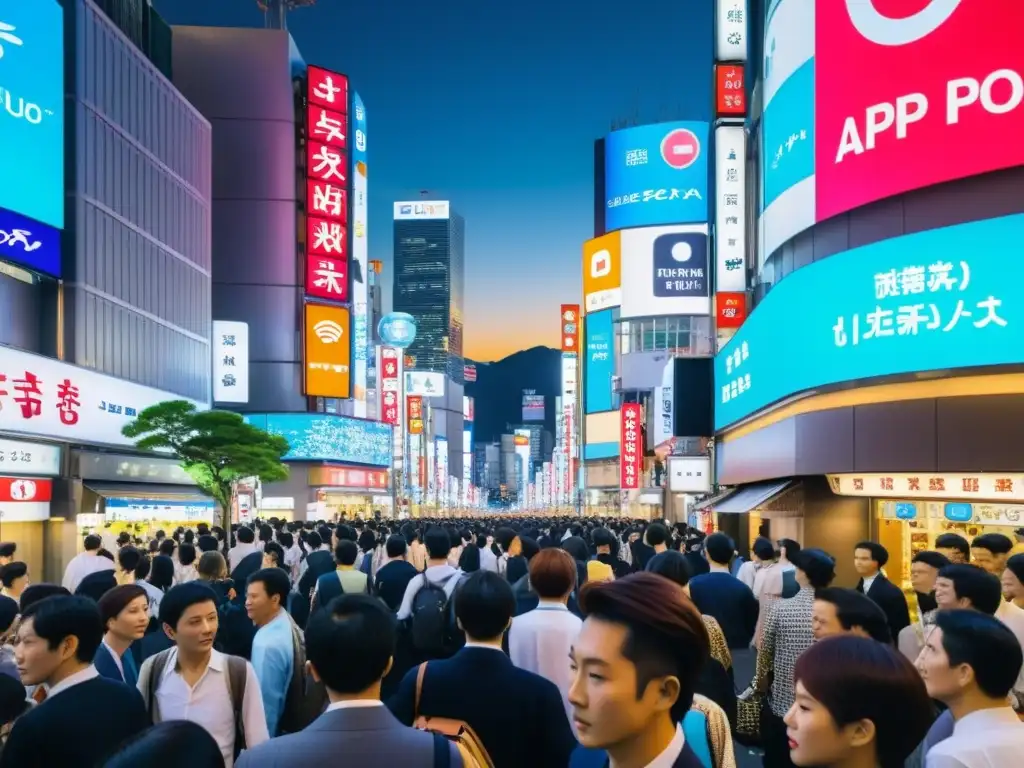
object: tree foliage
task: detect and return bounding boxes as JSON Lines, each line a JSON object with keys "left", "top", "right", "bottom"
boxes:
{"left": 122, "top": 400, "right": 290, "bottom": 528}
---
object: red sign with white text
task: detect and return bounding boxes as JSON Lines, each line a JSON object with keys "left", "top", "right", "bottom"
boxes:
{"left": 306, "top": 255, "right": 349, "bottom": 302}
{"left": 307, "top": 216, "right": 347, "bottom": 260}
{"left": 0, "top": 477, "right": 52, "bottom": 502}
{"left": 306, "top": 180, "right": 347, "bottom": 224}
{"left": 308, "top": 106, "right": 348, "bottom": 150}
{"left": 620, "top": 403, "right": 642, "bottom": 490}
{"left": 379, "top": 348, "right": 400, "bottom": 426}
{"left": 307, "top": 141, "right": 348, "bottom": 186}
{"left": 307, "top": 66, "right": 349, "bottom": 112}
{"left": 560, "top": 304, "right": 580, "bottom": 353}
{"left": 816, "top": 0, "right": 1024, "bottom": 222}
{"left": 715, "top": 64, "right": 746, "bottom": 116}
{"left": 407, "top": 396, "right": 423, "bottom": 434}
{"left": 715, "top": 292, "right": 748, "bottom": 329}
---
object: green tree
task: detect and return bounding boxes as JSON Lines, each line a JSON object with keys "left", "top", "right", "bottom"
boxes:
{"left": 122, "top": 400, "right": 290, "bottom": 531}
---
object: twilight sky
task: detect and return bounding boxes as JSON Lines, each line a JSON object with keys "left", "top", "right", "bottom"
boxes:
{"left": 155, "top": 0, "right": 713, "bottom": 361}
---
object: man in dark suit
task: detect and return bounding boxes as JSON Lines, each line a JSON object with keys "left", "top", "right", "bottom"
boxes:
{"left": 853, "top": 541, "right": 910, "bottom": 642}
{"left": 297, "top": 533, "right": 335, "bottom": 601}
{"left": 688, "top": 533, "right": 759, "bottom": 649}
{"left": 237, "top": 594, "right": 455, "bottom": 767}
{"left": 375, "top": 535, "right": 419, "bottom": 612}
{"left": 389, "top": 571, "right": 577, "bottom": 768}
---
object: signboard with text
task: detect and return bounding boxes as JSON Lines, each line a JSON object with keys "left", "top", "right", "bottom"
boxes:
{"left": 379, "top": 347, "right": 400, "bottom": 426}
{"left": 561, "top": 304, "right": 580, "bottom": 353}
{"left": 620, "top": 403, "right": 642, "bottom": 490}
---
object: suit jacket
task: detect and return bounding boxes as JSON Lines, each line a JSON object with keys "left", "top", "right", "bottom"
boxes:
{"left": 298, "top": 550, "right": 335, "bottom": 599}
{"left": 389, "top": 646, "right": 577, "bottom": 768}
{"left": 235, "top": 703, "right": 461, "bottom": 768}
{"left": 94, "top": 643, "right": 132, "bottom": 685}
{"left": 856, "top": 574, "right": 911, "bottom": 641}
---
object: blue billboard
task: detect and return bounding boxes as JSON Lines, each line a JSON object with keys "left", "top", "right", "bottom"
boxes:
{"left": 585, "top": 309, "right": 615, "bottom": 413}
{"left": 715, "top": 214, "right": 1024, "bottom": 430}
{"left": 244, "top": 413, "right": 393, "bottom": 467}
{"left": 0, "top": 207, "right": 60, "bottom": 276}
{"left": 604, "top": 121, "right": 709, "bottom": 232}
{"left": 0, "top": 2, "right": 64, "bottom": 229}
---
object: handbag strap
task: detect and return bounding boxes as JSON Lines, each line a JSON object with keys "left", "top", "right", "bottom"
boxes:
{"left": 414, "top": 662, "right": 428, "bottom": 721}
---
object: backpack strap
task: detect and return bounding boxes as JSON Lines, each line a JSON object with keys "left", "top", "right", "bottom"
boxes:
{"left": 414, "top": 662, "right": 428, "bottom": 721}
{"left": 432, "top": 731, "right": 451, "bottom": 768}
{"left": 224, "top": 655, "right": 248, "bottom": 752}
{"left": 141, "top": 648, "right": 174, "bottom": 721}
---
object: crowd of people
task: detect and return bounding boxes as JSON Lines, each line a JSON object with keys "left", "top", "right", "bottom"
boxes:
{"left": 0, "top": 517, "right": 1020, "bottom": 766}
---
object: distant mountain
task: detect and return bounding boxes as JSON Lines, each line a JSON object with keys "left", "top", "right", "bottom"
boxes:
{"left": 465, "top": 347, "right": 561, "bottom": 443}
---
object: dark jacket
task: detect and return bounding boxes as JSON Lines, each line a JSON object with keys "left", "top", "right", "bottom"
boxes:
{"left": 375, "top": 560, "right": 419, "bottom": 612}
{"left": 687, "top": 572, "right": 759, "bottom": 649}
{"left": 388, "top": 646, "right": 577, "bottom": 768}
{"left": 856, "top": 574, "right": 911, "bottom": 640}
{"left": 595, "top": 553, "right": 632, "bottom": 580}
{"left": 298, "top": 550, "right": 335, "bottom": 599}
{"left": 94, "top": 643, "right": 136, "bottom": 686}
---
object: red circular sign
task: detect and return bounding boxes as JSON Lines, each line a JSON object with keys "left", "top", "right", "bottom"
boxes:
{"left": 660, "top": 128, "right": 701, "bottom": 170}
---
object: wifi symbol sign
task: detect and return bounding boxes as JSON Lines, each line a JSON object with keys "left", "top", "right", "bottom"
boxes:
{"left": 313, "top": 320, "right": 344, "bottom": 343}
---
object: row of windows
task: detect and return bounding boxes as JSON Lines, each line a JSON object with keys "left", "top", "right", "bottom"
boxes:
{"left": 77, "top": 108, "right": 211, "bottom": 273}
{"left": 72, "top": 291, "right": 210, "bottom": 402}
{"left": 79, "top": 2, "right": 211, "bottom": 194}
{"left": 78, "top": 204, "right": 211, "bottom": 337}
{"left": 619, "top": 316, "right": 714, "bottom": 355}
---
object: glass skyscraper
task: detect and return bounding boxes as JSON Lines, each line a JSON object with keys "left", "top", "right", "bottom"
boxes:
{"left": 392, "top": 202, "right": 465, "bottom": 382}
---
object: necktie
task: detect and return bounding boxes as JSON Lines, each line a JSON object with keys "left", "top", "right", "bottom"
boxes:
{"left": 32, "top": 686, "right": 47, "bottom": 704}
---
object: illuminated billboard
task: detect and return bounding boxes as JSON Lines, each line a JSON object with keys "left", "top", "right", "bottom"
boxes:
{"left": 583, "top": 232, "right": 622, "bottom": 314}
{"left": 245, "top": 413, "right": 391, "bottom": 467}
{"left": 393, "top": 201, "right": 450, "bottom": 220}
{"left": 604, "top": 121, "right": 709, "bottom": 232}
{"left": 304, "top": 303, "right": 351, "bottom": 398}
{"left": 620, "top": 224, "right": 711, "bottom": 319}
{"left": 352, "top": 92, "right": 369, "bottom": 416}
{"left": 761, "top": 0, "right": 1024, "bottom": 260}
{"left": 716, "top": 214, "right": 1024, "bottom": 429}
{"left": 584, "top": 309, "right": 615, "bottom": 414}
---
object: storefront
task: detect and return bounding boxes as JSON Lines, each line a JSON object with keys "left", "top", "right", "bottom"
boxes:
{"left": 0, "top": 437, "right": 62, "bottom": 582}
{"left": 309, "top": 465, "right": 391, "bottom": 519}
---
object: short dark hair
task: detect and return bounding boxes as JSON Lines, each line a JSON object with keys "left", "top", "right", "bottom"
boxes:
{"left": 83, "top": 534, "right": 102, "bottom": 551}
{"left": 935, "top": 533, "right": 970, "bottom": 559}
{"left": 0, "top": 673, "right": 27, "bottom": 723}
{"left": 197, "top": 534, "right": 220, "bottom": 553}
{"left": 971, "top": 533, "right": 1013, "bottom": 556}
{"left": 592, "top": 528, "right": 617, "bottom": 551}
{"left": 752, "top": 537, "right": 775, "bottom": 561}
{"left": 159, "top": 582, "right": 218, "bottom": 630}
{"left": 579, "top": 572, "right": 709, "bottom": 722}
{"left": 1007, "top": 553, "right": 1024, "bottom": 585}
{"left": 97, "top": 584, "right": 149, "bottom": 628}
{"left": 0, "top": 562, "right": 27, "bottom": 589}
{"left": 0, "top": 543, "right": 16, "bottom": 559}
{"left": 935, "top": 609, "right": 1023, "bottom": 699}
{"left": 101, "top": 720, "right": 223, "bottom": 768}
{"left": 529, "top": 549, "right": 576, "bottom": 598}
{"left": 645, "top": 522, "right": 668, "bottom": 547}
{"left": 20, "top": 595, "right": 104, "bottom": 663}
{"left": 455, "top": 571, "right": 515, "bottom": 641}
{"left": 794, "top": 636, "right": 932, "bottom": 766}
{"left": 793, "top": 548, "right": 836, "bottom": 589}
{"left": 263, "top": 541, "right": 285, "bottom": 567}
{"left": 305, "top": 594, "right": 396, "bottom": 693}
{"left": 0, "top": 595, "right": 19, "bottom": 634}
{"left": 645, "top": 550, "right": 692, "bottom": 588}
{"left": 334, "top": 539, "right": 359, "bottom": 567}
{"left": 911, "top": 551, "right": 950, "bottom": 571}
{"left": 158, "top": 539, "right": 176, "bottom": 557}
{"left": 937, "top": 564, "right": 1002, "bottom": 615}
{"left": 704, "top": 532, "right": 734, "bottom": 565}
{"left": 814, "top": 587, "right": 892, "bottom": 644}
{"left": 854, "top": 541, "right": 889, "bottom": 567}
{"left": 335, "top": 524, "right": 357, "bottom": 542}
{"left": 19, "top": 584, "right": 70, "bottom": 613}
{"left": 385, "top": 534, "right": 407, "bottom": 559}
{"left": 178, "top": 543, "right": 197, "bottom": 567}
{"left": 236, "top": 526, "right": 255, "bottom": 544}
{"left": 117, "top": 546, "right": 142, "bottom": 574}
{"left": 248, "top": 567, "right": 290, "bottom": 605}
{"left": 424, "top": 528, "right": 452, "bottom": 560}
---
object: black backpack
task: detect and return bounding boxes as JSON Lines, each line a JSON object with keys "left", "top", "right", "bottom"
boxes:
{"left": 410, "top": 573, "right": 460, "bottom": 655}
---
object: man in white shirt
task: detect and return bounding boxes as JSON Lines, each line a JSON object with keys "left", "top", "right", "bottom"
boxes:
{"left": 228, "top": 527, "right": 259, "bottom": 572}
{"left": 918, "top": 609, "right": 1024, "bottom": 767}
{"left": 138, "top": 582, "right": 268, "bottom": 767}
{"left": 61, "top": 534, "right": 115, "bottom": 594}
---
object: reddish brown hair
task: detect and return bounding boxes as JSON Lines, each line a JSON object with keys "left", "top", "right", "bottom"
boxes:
{"left": 529, "top": 548, "right": 576, "bottom": 598}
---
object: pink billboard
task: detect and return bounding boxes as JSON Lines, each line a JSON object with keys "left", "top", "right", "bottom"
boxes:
{"left": 815, "top": 0, "right": 1024, "bottom": 221}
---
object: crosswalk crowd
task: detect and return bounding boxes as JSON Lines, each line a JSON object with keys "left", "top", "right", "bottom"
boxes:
{"left": 0, "top": 518, "right": 1021, "bottom": 766}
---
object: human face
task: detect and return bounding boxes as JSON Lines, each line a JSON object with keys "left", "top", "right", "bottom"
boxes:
{"left": 932, "top": 577, "right": 963, "bottom": 611}
{"left": 811, "top": 600, "right": 844, "bottom": 641}
{"left": 245, "top": 581, "right": 280, "bottom": 627}
{"left": 784, "top": 681, "right": 873, "bottom": 766}
{"left": 1002, "top": 567, "right": 1024, "bottom": 601}
{"left": 166, "top": 600, "right": 218, "bottom": 655}
{"left": 970, "top": 547, "right": 1005, "bottom": 575}
{"left": 108, "top": 595, "right": 150, "bottom": 642}
{"left": 14, "top": 617, "right": 75, "bottom": 687}
{"left": 910, "top": 562, "right": 939, "bottom": 594}
{"left": 853, "top": 548, "right": 878, "bottom": 577}
{"left": 568, "top": 617, "right": 679, "bottom": 751}
{"left": 261, "top": 552, "right": 278, "bottom": 570}
{"left": 936, "top": 546, "right": 966, "bottom": 564}
{"left": 916, "top": 626, "right": 965, "bottom": 703}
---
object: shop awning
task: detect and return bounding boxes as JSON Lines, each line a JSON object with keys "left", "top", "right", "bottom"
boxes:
{"left": 693, "top": 488, "right": 738, "bottom": 512}
{"left": 707, "top": 479, "right": 796, "bottom": 515}
{"left": 84, "top": 482, "right": 211, "bottom": 502}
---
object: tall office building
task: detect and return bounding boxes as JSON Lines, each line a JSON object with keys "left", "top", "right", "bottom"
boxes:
{"left": 392, "top": 201, "right": 465, "bottom": 383}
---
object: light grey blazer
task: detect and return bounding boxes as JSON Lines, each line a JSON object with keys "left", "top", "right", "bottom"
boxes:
{"left": 234, "top": 704, "right": 462, "bottom": 768}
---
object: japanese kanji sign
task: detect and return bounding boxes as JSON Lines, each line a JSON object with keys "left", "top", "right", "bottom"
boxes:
{"left": 620, "top": 403, "right": 643, "bottom": 490}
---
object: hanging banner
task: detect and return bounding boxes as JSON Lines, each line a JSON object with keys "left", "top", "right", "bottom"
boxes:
{"left": 620, "top": 403, "right": 642, "bottom": 490}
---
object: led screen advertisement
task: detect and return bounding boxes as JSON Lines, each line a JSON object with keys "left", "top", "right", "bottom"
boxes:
{"left": 715, "top": 214, "right": 1024, "bottom": 430}
{"left": 245, "top": 413, "right": 392, "bottom": 467}
{"left": 0, "top": 207, "right": 60, "bottom": 277}
{"left": 585, "top": 309, "right": 615, "bottom": 414}
{"left": 760, "top": 0, "right": 1024, "bottom": 260}
{"left": 604, "top": 121, "right": 709, "bottom": 232}
{"left": 352, "top": 93, "right": 369, "bottom": 416}
{"left": 620, "top": 225, "right": 710, "bottom": 319}
{"left": 583, "top": 232, "right": 622, "bottom": 314}
{"left": 0, "top": 1, "right": 64, "bottom": 230}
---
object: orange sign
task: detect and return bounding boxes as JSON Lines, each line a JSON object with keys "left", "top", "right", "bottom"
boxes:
{"left": 308, "top": 466, "right": 389, "bottom": 489}
{"left": 582, "top": 232, "right": 622, "bottom": 314}
{"left": 407, "top": 395, "right": 424, "bottom": 434}
{"left": 560, "top": 304, "right": 580, "bottom": 354}
{"left": 716, "top": 292, "right": 748, "bottom": 329}
{"left": 304, "top": 303, "right": 351, "bottom": 397}
{"left": 715, "top": 65, "right": 746, "bottom": 116}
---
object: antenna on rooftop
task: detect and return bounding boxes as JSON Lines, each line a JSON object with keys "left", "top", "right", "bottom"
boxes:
{"left": 255, "top": 0, "right": 315, "bottom": 31}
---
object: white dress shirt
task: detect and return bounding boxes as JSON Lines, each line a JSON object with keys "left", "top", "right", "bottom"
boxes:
{"left": 926, "top": 707, "right": 1024, "bottom": 767}
{"left": 325, "top": 699, "right": 384, "bottom": 713}
{"left": 478, "top": 546, "right": 499, "bottom": 573}
{"left": 647, "top": 723, "right": 686, "bottom": 768}
{"left": 228, "top": 542, "right": 259, "bottom": 571}
{"left": 997, "top": 600, "right": 1024, "bottom": 700}
{"left": 48, "top": 665, "right": 99, "bottom": 698}
{"left": 145, "top": 648, "right": 269, "bottom": 767}
{"left": 61, "top": 552, "right": 114, "bottom": 593}
{"left": 861, "top": 573, "right": 878, "bottom": 594}
{"left": 508, "top": 603, "right": 582, "bottom": 725}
